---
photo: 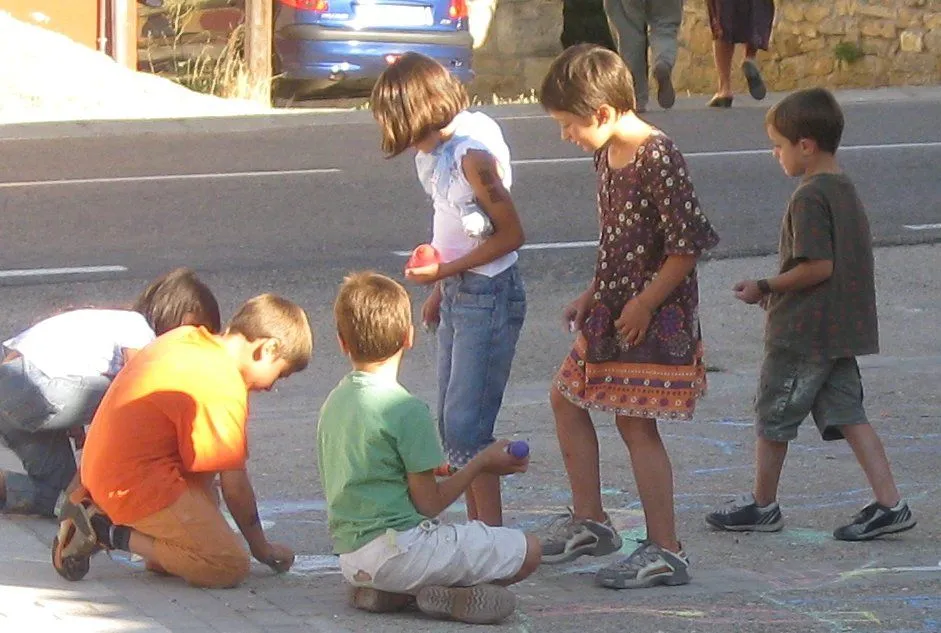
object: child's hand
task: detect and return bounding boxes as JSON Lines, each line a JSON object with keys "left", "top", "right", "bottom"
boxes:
{"left": 479, "top": 440, "right": 529, "bottom": 476}
{"left": 405, "top": 262, "right": 442, "bottom": 285}
{"left": 733, "top": 280, "right": 764, "bottom": 305}
{"left": 253, "top": 541, "right": 295, "bottom": 573}
{"left": 67, "top": 425, "right": 87, "bottom": 450}
{"left": 422, "top": 290, "right": 442, "bottom": 329}
{"left": 614, "top": 298, "right": 653, "bottom": 346}
{"left": 563, "top": 290, "right": 593, "bottom": 332}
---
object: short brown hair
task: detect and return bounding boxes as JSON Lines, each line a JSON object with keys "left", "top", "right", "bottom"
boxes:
{"left": 334, "top": 272, "right": 411, "bottom": 363}
{"left": 370, "top": 52, "right": 469, "bottom": 157}
{"left": 133, "top": 268, "right": 221, "bottom": 335}
{"left": 540, "top": 44, "right": 636, "bottom": 118}
{"left": 766, "top": 88, "right": 844, "bottom": 154}
{"left": 226, "top": 294, "right": 313, "bottom": 372}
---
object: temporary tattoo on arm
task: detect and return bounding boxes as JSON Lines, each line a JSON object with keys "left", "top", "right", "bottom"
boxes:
{"left": 477, "top": 166, "right": 508, "bottom": 204}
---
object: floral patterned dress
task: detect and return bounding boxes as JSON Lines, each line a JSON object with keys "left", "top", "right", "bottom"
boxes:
{"left": 555, "top": 131, "right": 720, "bottom": 420}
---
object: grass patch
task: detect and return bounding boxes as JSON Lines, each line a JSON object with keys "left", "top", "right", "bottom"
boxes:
{"left": 834, "top": 41, "right": 865, "bottom": 65}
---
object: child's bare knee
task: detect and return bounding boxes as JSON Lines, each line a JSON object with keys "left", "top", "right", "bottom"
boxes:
{"left": 550, "top": 386, "right": 575, "bottom": 413}
{"left": 515, "top": 534, "right": 542, "bottom": 581}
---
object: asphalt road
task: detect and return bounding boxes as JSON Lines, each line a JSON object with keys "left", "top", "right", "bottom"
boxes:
{"left": 0, "top": 96, "right": 939, "bottom": 284}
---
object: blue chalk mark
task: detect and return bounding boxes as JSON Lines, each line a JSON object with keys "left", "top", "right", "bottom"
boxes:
{"left": 692, "top": 465, "right": 753, "bottom": 475}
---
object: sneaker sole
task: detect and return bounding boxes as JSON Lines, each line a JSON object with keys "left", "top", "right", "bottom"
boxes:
{"left": 51, "top": 534, "right": 91, "bottom": 582}
{"left": 416, "top": 585, "right": 516, "bottom": 624}
{"left": 349, "top": 586, "right": 412, "bottom": 613}
{"left": 834, "top": 517, "right": 917, "bottom": 542}
{"left": 596, "top": 567, "right": 691, "bottom": 590}
{"left": 705, "top": 515, "right": 783, "bottom": 533}
{"left": 542, "top": 529, "right": 623, "bottom": 565}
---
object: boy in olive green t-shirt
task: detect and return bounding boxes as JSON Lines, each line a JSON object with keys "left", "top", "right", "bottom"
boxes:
{"left": 317, "top": 272, "right": 541, "bottom": 625}
{"left": 705, "top": 88, "right": 915, "bottom": 542}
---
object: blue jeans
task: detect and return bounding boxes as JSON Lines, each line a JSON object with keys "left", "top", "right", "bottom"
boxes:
{"left": 0, "top": 355, "right": 111, "bottom": 516}
{"left": 437, "top": 265, "right": 526, "bottom": 467}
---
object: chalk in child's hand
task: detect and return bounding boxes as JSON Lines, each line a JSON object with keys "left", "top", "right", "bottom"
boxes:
{"left": 568, "top": 320, "right": 577, "bottom": 333}
{"left": 507, "top": 440, "right": 529, "bottom": 459}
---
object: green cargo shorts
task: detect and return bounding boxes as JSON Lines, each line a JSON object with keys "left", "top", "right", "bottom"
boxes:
{"left": 755, "top": 347, "right": 868, "bottom": 442}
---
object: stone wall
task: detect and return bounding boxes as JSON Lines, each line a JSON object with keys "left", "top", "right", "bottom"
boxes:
{"left": 469, "top": 0, "right": 941, "bottom": 99}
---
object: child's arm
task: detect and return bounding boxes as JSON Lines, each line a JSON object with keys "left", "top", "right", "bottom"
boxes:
{"left": 734, "top": 259, "right": 833, "bottom": 304}
{"left": 615, "top": 254, "right": 698, "bottom": 345}
{"left": 406, "top": 150, "right": 524, "bottom": 284}
{"left": 219, "top": 469, "right": 294, "bottom": 572}
{"left": 406, "top": 440, "right": 527, "bottom": 518}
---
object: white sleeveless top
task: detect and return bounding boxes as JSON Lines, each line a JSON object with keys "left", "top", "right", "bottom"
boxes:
{"left": 414, "top": 110, "right": 518, "bottom": 278}
{"left": 4, "top": 309, "right": 155, "bottom": 378}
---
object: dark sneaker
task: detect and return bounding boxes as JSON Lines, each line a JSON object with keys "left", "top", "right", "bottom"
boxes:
{"left": 705, "top": 493, "right": 783, "bottom": 532}
{"left": 416, "top": 584, "right": 517, "bottom": 624}
{"left": 653, "top": 60, "right": 676, "bottom": 109}
{"left": 833, "top": 501, "right": 916, "bottom": 541}
{"left": 595, "top": 540, "right": 690, "bottom": 589}
{"left": 539, "top": 509, "right": 623, "bottom": 564}
{"left": 349, "top": 586, "right": 413, "bottom": 613}
{"left": 742, "top": 59, "right": 767, "bottom": 100}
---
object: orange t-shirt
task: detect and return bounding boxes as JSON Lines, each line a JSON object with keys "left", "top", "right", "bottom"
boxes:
{"left": 81, "top": 326, "right": 249, "bottom": 525}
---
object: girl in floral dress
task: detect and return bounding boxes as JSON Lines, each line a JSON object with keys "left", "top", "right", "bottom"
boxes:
{"left": 538, "top": 44, "right": 720, "bottom": 589}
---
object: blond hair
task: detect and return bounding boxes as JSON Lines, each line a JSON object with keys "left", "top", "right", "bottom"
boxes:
{"left": 226, "top": 294, "right": 313, "bottom": 372}
{"left": 334, "top": 272, "right": 411, "bottom": 363}
{"left": 540, "top": 44, "right": 636, "bottom": 118}
{"left": 369, "top": 52, "right": 469, "bottom": 157}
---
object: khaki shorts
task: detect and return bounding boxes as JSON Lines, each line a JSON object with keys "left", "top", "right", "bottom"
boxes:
{"left": 756, "top": 347, "right": 868, "bottom": 442}
{"left": 130, "top": 480, "right": 250, "bottom": 589}
{"left": 339, "top": 519, "right": 528, "bottom": 595}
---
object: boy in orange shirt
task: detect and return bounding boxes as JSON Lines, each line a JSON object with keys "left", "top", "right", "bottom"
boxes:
{"left": 52, "top": 294, "right": 313, "bottom": 588}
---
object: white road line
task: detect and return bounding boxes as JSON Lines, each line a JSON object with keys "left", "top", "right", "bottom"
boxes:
{"left": 512, "top": 141, "right": 941, "bottom": 165}
{"left": 393, "top": 240, "right": 597, "bottom": 256}
{"left": 0, "top": 265, "right": 128, "bottom": 279}
{"left": 0, "top": 168, "right": 341, "bottom": 189}
{"left": 904, "top": 223, "right": 941, "bottom": 231}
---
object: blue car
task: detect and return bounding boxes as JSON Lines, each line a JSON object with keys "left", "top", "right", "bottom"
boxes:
{"left": 273, "top": 0, "right": 474, "bottom": 97}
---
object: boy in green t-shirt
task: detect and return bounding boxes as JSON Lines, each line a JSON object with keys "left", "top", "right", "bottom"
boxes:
{"left": 317, "top": 272, "right": 540, "bottom": 625}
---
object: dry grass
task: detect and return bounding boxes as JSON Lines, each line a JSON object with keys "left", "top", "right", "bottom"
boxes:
{"left": 139, "top": 1, "right": 268, "bottom": 103}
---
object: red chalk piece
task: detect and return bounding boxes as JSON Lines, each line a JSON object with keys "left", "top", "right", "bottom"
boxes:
{"left": 406, "top": 244, "right": 440, "bottom": 271}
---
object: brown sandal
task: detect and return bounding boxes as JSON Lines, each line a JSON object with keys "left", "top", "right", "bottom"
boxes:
{"left": 51, "top": 498, "right": 104, "bottom": 581}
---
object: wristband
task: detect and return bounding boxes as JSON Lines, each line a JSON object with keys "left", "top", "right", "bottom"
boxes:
{"left": 757, "top": 279, "right": 772, "bottom": 295}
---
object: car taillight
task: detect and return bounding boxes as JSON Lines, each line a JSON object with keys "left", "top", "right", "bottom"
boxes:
{"left": 448, "top": 0, "right": 467, "bottom": 19}
{"left": 278, "top": 0, "right": 328, "bottom": 11}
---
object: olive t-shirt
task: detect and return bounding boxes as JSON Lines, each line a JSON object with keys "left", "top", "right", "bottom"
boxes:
{"left": 765, "top": 173, "right": 879, "bottom": 359}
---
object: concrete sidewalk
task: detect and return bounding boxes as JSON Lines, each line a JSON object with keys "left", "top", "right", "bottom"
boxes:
{"left": 3, "top": 244, "right": 941, "bottom": 633}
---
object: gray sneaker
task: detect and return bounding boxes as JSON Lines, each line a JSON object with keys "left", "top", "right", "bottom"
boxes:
{"left": 539, "top": 509, "right": 623, "bottom": 564}
{"left": 595, "top": 540, "right": 691, "bottom": 589}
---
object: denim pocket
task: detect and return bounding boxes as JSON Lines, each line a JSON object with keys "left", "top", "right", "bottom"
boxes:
{"left": 0, "top": 359, "right": 55, "bottom": 432}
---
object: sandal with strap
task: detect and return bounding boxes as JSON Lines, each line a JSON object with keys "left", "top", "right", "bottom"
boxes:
{"left": 51, "top": 498, "right": 106, "bottom": 581}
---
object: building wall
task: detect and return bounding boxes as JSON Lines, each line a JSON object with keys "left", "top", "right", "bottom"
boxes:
{"left": 469, "top": 0, "right": 941, "bottom": 99}
{"left": 0, "top": 0, "right": 99, "bottom": 49}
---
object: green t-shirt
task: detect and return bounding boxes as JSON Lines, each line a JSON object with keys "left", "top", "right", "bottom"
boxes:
{"left": 317, "top": 371, "right": 444, "bottom": 554}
